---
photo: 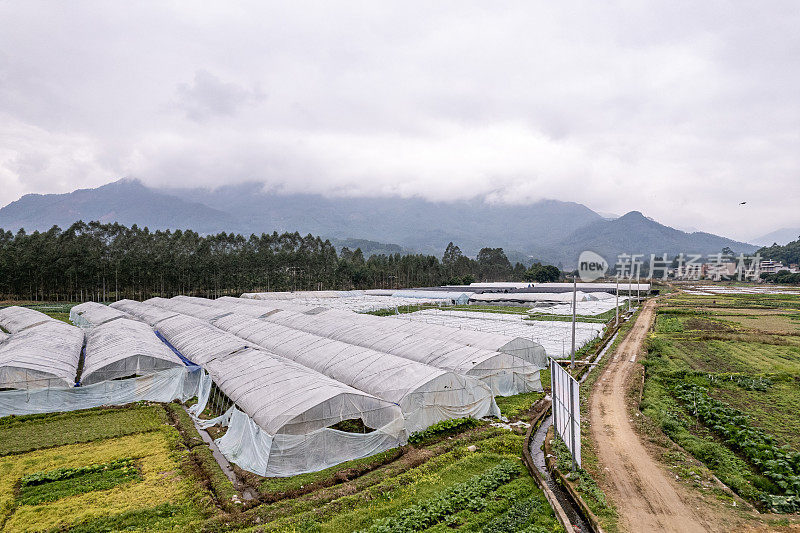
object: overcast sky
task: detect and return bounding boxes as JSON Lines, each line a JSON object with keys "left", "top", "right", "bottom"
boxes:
{"left": 1, "top": 1, "right": 798, "bottom": 241}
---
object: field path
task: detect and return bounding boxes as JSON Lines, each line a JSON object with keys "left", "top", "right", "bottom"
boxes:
{"left": 589, "top": 300, "right": 725, "bottom": 532}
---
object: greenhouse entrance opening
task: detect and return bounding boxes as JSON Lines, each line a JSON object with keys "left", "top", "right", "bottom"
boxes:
{"left": 329, "top": 418, "right": 376, "bottom": 434}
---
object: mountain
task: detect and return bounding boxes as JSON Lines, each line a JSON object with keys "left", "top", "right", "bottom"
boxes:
{"left": 550, "top": 211, "right": 759, "bottom": 266}
{"left": 753, "top": 227, "right": 800, "bottom": 247}
{"left": 159, "top": 181, "right": 603, "bottom": 256}
{"left": 0, "top": 179, "right": 759, "bottom": 267}
{"left": 0, "top": 178, "right": 239, "bottom": 234}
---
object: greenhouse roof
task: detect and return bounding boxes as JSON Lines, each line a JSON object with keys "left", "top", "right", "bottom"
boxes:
{"left": 0, "top": 320, "right": 83, "bottom": 389}
{"left": 81, "top": 318, "right": 184, "bottom": 385}
{"left": 0, "top": 306, "right": 54, "bottom": 334}
{"left": 69, "top": 301, "right": 127, "bottom": 328}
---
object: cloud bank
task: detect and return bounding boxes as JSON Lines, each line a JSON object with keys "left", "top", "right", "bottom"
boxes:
{"left": 1, "top": 1, "right": 798, "bottom": 241}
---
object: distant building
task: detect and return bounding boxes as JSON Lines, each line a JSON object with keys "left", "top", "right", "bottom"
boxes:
{"left": 760, "top": 260, "right": 789, "bottom": 274}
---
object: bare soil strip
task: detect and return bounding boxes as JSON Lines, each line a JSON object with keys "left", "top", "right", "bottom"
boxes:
{"left": 589, "top": 301, "right": 730, "bottom": 532}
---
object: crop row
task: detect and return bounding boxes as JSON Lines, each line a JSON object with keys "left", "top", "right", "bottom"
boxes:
{"left": 672, "top": 383, "right": 800, "bottom": 503}
{"left": 482, "top": 496, "right": 547, "bottom": 533}
{"left": 407, "top": 417, "right": 481, "bottom": 444}
{"left": 360, "top": 460, "right": 521, "bottom": 532}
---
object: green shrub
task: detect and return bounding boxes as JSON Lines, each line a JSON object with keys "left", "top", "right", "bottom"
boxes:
{"left": 18, "top": 458, "right": 141, "bottom": 505}
{"left": 407, "top": 418, "right": 481, "bottom": 444}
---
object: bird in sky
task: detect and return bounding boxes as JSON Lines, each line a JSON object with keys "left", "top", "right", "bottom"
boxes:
{"left": 739, "top": 201, "right": 747, "bottom": 205}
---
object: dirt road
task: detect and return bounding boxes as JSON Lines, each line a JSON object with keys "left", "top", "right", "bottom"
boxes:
{"left": 589, "top": 300, "right": 723, "bottom": 532}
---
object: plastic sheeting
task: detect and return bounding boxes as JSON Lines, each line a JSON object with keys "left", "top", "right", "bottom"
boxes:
{"left": 210, "top": 312, "right": 500, "bottom": 431}
{"left": 69, "top": 301, "right": 127, "bottom": 328}
{"left": 220, "top": 296, "right": 328, "bottom": 314}
{"left": 262, "top": 309, "right": 543, "bottom": 396}
{"left": 0, "top": 306, "right": 53, "bottom": 333}
{"left": 217, "top": 406, "right": 405, "bottom": 477}
{"left": 81, "top": 318, "right": 185, "bottom": 385}
{"left": 196, "top": 350, "right": 407, "bottom": 476}
{"left": 396, "top": 309, "right": 604, "bottom": 358}
{"left": 120, "top": 299, "right": 408, "bottom": 476}
{"left": 110, "top": 299, "right": 182, "bottom": 326}
{"left": 0, "top": 320, "right": 83, "bottom": 389}
{"left": 163, "top": 297, "right": 543, "bottom": 396}
{"left": 0, "top": 366, "right": 199, "bottom": 416}
{"left": 391, "top": 290, "right": 473, "bottom": 304}
{"left": 471, "top": 292, "right": 593, "bottom": 304}
{"left": 155, "top": 314, "right": 252, "bottom": 366}
{"left": 227, "top": 296, "right": 547, "bottom": 366}
{"left": 145, "top": 297, "right": 233, "bottom": 322}
{"left": 241, "top": 290, "right": 364, "bottom": 300}
{"left": 238, "top": 293, "right": 453, "bottom": 314}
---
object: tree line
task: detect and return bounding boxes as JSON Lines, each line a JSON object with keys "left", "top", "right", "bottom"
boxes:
{"left": 0, "top": 222, "right": 563, "bottom": 302}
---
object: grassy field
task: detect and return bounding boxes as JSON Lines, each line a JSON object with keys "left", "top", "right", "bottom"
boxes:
{"left": 0, "top": 392, "right": 561, "bottom": 532}
{"left": 0, "top": 403, "right": 212, "bottom": 532}
{"left": 214, "top": 427, "right": 561, "bottom": 532}
{"left": 640, "top": 291, "right": 800, "bottom": 512}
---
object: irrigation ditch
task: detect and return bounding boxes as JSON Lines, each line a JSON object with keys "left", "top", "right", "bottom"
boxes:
{"left": 524, "top": 310, "right": 630, "bottom": 533}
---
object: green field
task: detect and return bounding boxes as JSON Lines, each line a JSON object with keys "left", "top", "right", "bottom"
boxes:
{"left": 0, "top": 403, "right": 212, "bottom": 532}
{"left": 641, "top": 291, "right": 800, "bottom": 512}
{"left": 0, "top": 392, "right": 561, "bottom": 532}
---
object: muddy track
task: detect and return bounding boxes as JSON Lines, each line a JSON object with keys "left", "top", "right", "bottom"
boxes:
{"left": 588, "top": 301, "right": 727, "bottom": 532}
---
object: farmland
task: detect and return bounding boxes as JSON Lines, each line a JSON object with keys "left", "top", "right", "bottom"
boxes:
{"left": 0, "top": 404, "right": 211, "bottom": 532}
{"left": 640, "top": 290, "right": 800, "bottom": 513}
{"left": 0, "top": 395, "right": 561, "bottom": 532}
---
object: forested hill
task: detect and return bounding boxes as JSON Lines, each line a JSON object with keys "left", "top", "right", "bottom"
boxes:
{"left": 759, "top": 237, "right": 800, "bottom": 265}
{"left": 0, "top": 178, "right": 759, "bottom": 266}
{"left": 0, "top": 222, "right": 534, "bottom": 301}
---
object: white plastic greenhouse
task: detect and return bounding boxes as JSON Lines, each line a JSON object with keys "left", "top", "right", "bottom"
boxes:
{"left": 396, "top": 309, "right": 604, "bottom": 358}
{"left": 264, "top": 309, "right": 543, "bottom": 396}
{"left": 241, "top": 290, "right": 365, "bottom": 300}
{"left": 154, "top": 314, "right": 252, "bottom": 366}
{"left": 221, "top": 296, "right": 328, "bottom": 314}
{"left": 166, "top": 297, "right": 543, "bottom": 396}
{"left": 0, "top": 306, "right": 54, "bottom": 333}
{"left": 122, "top": 301, "right": 407, "bottom": 476}
{"left": 199, "top": 348, "right": 406, "bottom": 477}
{"left": 226, "top": 296, "right": 547, "bottom": 366}
{"left": 144, "top": 297, "right": 234, "bottom": 322}
{"left": 206, "top": 313, "right": 500, "bottom": 431}
{"left": 69, "top": 301, "right": 128, "bottom": 328}
{"left": 0, "top": 320, "right": 83, "bottom": 389}
{"left": 110, "top": 299, "right": 182, "bottom": 326}
{"left": 80, "top": 318, "right": 185, "bottom": 385}
{"left": 390, "top": 290, "right": 474, "bottom": 304}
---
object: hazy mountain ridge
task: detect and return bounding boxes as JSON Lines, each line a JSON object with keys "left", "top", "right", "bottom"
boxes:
{"left": 753, "top": 227, "right": 800, "bottom": 247}
{"left": 0, "top": 179, "right": 239, "bottom": 235}
{"left": 0, "top": 179, "right": 758, "bottom": 266}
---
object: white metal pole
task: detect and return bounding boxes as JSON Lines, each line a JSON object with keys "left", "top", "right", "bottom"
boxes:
{"left": 636, "top": 271, "right": 640, "bottom": 305}
{"left": 615, "top": 275, "right": 619, "bottom": 327}
{"left": 628, "top": 278, "right": 632, "bottom": 310}
{"left": 570, "top": 276, "right": 577, "bottom": 369}
{"left": 550, "top": 358, "right": 557, "bottom": 442}
{"left": 569, "top": 373, "right": 577, "bottom": 472}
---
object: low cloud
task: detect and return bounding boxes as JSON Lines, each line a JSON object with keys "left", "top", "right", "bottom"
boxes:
{"left": 0, "top": 1, "right": 798, "bottom": 242}
{"left": 174, "top": 70, "right": 264, "bottom": 122}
